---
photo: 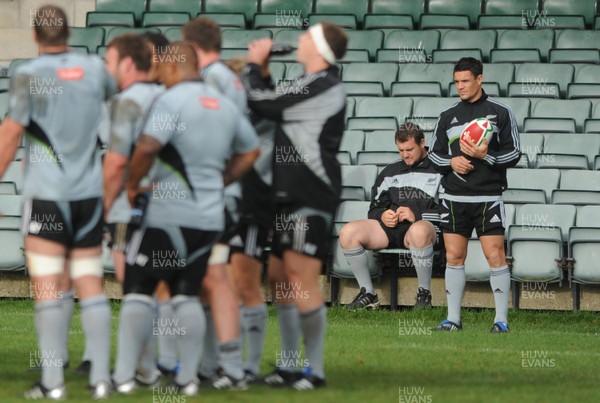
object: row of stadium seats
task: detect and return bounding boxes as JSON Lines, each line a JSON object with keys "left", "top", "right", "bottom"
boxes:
{"left": 86, "top": 0, "right": 600, "bottom": 29}
{"left": 331, "top": 201, "right": 600, "bottom": 310}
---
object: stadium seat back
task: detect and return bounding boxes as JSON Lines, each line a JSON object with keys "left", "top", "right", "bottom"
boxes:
{"left": 371, "top": 0, "right": 425, "bottom": 24}
{"left": 426, "top": 0, "right": 482, "bottom": 26}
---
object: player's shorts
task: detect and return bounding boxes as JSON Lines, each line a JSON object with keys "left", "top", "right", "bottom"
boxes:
{"left": 124, "top": 225, "right": 220, "bottom": 296}
{"left": 439, "top": 199, "right": 505, "bottom": 238}
{"left": 379, "top": 221, "right": 413, "bottom": 249}
{"left": 106, "top": 222, "right": 134, "bottom": 252}
{"left": 228, "top": 220, "right": 272, "bottom": 261}
{"left": 218, "top": 196, "right": 241, "bottom": 244}
{"left": 271, "top": 205, "right": 334, "bottom": 262}
{"left": 21, "top": 197, "right": 103, "bottom": 248}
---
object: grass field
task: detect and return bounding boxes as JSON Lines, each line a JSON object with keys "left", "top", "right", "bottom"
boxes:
{"left": 1, "top": 298, "right": 599, "bottom": 403}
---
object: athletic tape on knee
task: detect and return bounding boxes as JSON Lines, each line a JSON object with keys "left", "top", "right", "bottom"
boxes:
{"left": 208, "top": 243, "right": 230, "bottom": 265}
{"left": 26, "top": 252, "right": 65, "bottom": 277}
{"left": 69, "top": 256, "right": 103, "bottom": 279}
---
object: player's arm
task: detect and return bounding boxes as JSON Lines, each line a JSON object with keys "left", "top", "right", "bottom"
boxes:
{"left": 368, "top": 169, "right": 398, "bottom": 227}
{"left": 0, "top": 119, "right": 24, "bottom": 177}
{"left": 428, "top": 115, "right": 455, "bottom": 175}
{"left": 480, "top": 108, "right": 521, "bottom": 168}
{"left": 103, "top": 152, "right": 128, "bottom": 214}
{"left": 126, "top": 134, "right": 161, "bottom": 206}
{"left": 224, "top": 114, "right": 260, "bottom": 186}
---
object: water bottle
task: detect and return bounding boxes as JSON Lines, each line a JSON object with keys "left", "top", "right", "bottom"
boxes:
{"left": 130, "top": 192, "right": 150, "bottom": 227}
{"left": 269, "top": 43, "right": 295, "bottom": 55}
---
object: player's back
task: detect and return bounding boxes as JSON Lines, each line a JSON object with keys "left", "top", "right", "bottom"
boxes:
{"left": 145, "top": 81, "right": 257, "bottom": 231}
{"left": 8, "top": 52, "right": 114, "bottom": 201}
{"left": 201, "top": 61, "right": 247, "bottom": 112}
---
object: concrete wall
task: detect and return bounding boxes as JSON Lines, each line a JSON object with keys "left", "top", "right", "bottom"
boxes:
{"left": 0, "top": 0, "right": 94, "bottom": 65}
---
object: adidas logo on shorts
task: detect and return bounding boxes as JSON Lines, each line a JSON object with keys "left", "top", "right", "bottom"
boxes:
{"left": 489, "top": 214, "right": 501, "bottom": 223}
{"left": 229, "top": 235, "right": 244, "bottom": 247}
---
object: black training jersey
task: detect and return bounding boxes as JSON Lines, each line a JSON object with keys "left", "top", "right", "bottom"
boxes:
{"left": 428, "top": 91, "right": 521, "bottom": 201}
{"left": 368, "top": 156, "right": 442, "bottom": 224}
{"left": 241, "top": 63, "right": 346, "bottom": 213}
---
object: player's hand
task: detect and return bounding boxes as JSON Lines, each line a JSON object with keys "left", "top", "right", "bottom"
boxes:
{"left": 460, "top": 137, "right": 488, "bottom": 159}
{"left": 396, "top": 207, "right": 415, "bottom": 223}
{"left": 381, "top": 209, "right": 399, "bottom": 228}
{"left": 247, "top": 38, "right": 273, "bottom": 69}
{"left": 451, "top": 156, "right": 474, "bottom": 175}
{"left": 126, "top": 185, "right": 152, "bottom": 207}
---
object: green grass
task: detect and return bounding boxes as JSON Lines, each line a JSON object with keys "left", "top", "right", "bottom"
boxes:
{"left": 1, "top": 299, "right": 599, "bottom": 402}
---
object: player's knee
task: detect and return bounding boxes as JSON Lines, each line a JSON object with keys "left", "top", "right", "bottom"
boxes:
{"left": 339, "top": 222, "right": 363, "bottom": 248}
{"left": 406, "top": 221, "right": 435, "bottom": 248}
{"left": 446, "top": 250, "right": 466, "bottom": 266}
{"left": 69, "top": 255, "right": 103, "bottom": 279}
{"left": 485, "top": 248, "right": 506, "bottom": 268}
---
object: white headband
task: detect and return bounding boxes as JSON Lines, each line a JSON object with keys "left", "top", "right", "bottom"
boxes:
{"left": 309, "top": 23, "right": 336, "bottom": 65}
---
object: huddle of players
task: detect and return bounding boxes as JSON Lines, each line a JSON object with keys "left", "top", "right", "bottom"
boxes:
{"left": 0, "top": 5, "right": 349, "bottom": 399}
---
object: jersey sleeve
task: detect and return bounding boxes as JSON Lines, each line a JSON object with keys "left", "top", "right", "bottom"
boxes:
{"left": 482, "top": 106, "right": 521, "bottom": 168}
{"left": 108, "top": 97, "right": 143, "bottom": 157}
{"left": 428, "top": 114, "right": 453, "bottom": 175}
{"left": 142, "top": 95, "right": 175, "bottom": 145}
{"left": 6, "top": 70, "right": 32, "bottom": 126}
{"left": 232, "top": 113, "right": 259, "bottom": 154}
{"left": 368, "top": 170, "right": 391, "bottom": 221}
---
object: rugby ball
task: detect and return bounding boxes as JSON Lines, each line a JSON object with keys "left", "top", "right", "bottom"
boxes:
{"left": 460, "top": 118, "right": 494, "bottom": 146}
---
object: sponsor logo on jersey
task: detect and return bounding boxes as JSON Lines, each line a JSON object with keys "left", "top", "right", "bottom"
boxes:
{"left": 200, "top": 97, "right": 220, "bottom": 110}
{"left": 57, "top": 67, "right": 84, "bottom": 81}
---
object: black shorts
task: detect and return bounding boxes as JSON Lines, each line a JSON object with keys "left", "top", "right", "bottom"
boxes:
{"left": 439, "top": 199, "right": 505, "bottom": 238}
{"left": 124, "top": 226, "right": 220, "bottom": 296}
{"left": 271, "top": 205, "right": 334, "bottom": 262}
{"left": 229, "top": 220, "right": 271, "bottom": 262}
{"left": 379, "top": 221, "right": 412, "bottom": 249}
{"left": 21, "top": 197, "right": 103, "bottom": 248}
{"left": 106, "top": 222, "right": 134, "bottom": 252}
{"left": 218, "top": 196, "right": 241, "bottom": 244}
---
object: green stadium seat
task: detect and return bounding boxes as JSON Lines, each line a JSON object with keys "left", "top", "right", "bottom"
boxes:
{"left": 219, "top": 48, "right": 247, "bottom": 60}
{"left": 491, "top": 97, "right": 528, "bottom": 130}
{"left": 490, "top": 49, "right": 541, "bottom": 63}
{"left": 432, "top": 49, "right": 483, "bottom": 64}
{"left": 148, "top": 0, "right": 201, "bottom": 17}
{"left": 339, "top": 130, "right": 365, "bottom": 164}
{"left": 348, "top": 117, "right": 398, "bottom": 132}
{"left": 514, "top": 63, "right": 574, "bottom": 99}
{"left": 556, "top": 30, "right": 600, "bottom": 49}
{"left": 398, "top": 64, "right": 454, "bottom": 96}
{"left": 273, "top": 29, "right": 304, "bottom": 46}
{"left": 371, "top": 0, "right": 424, "bottom": 25}
{"left": 3, "top": 162, "right": 23, "bottom": 193}
{"left": 518, "top": 133, "right": 544, "bottom": 168}
{"left": 576, "top": 206, "right": 600, "bottom": 226}
{"left": 163, "top": 27, "right": 182, "bottom": 42}
{"left": 449, "top": 82, "right": 500, "bottom": 97}
{"left": 0, "top": 182, "right": 17, "bottom": 195}
{"left": 391, "top": 82, "right": 442, "bottom": 97}
{"left": 285, "top": 62, "right": 304, "bottom": 79}
{"left": 584, "top": 119, "right": 600, "bottom": 133}
{"left": 104, "top": 27, "right": 161, "bottom": 45}
{"left": 338, "top": 50, "right": 369, "bottom": 63}
{"left": 0, "top": 92, "right": 8, "bottom": 120}
{"left": 364, "top": 15, "right": 413, "bottom": 30}
{"left": 343, "top": 82, "right": 384, "bottom": 97}
{"left": 560, "top": 169, "right": 600, "bottom": 191}
{"left": 204, "top": 0, "right": 258, "bottom": 25}
{"left": 308, "top": 14, "right": 357, "bottom": 30}
{"left": 86, "top": 12, "right": 135, "bottom": 28}
{"left": 384, "top": 30, "right": 440, "bottom": 57}
{"left": 549, "top": 49, "right": 600, "bottom": 64}
{"left": 483, "top": 0, "right": 539, "bottom": 15}
{"left": 595, "top": 16, "right": 600, "bottom": 29}
{"left": 69, "top": 46, "right": 89, "bottom": 54}
{"left": 0, "top": 77, "right": 9, "bottom": 93}
{"left": 68, "top": 27, "right": 104, "bottom": 54}
{"left": 419, "top": 14, "right": 470, "bottom": 30}
{"left": 343, "top": 63, "right": 398, "bottom": 95}
{"left": 567, "top": 84, "right": 600, "bottom": 100}
{"left": 482, "top": 64, "right": 515, "bottom": 97}
{"left": 543, "top": 0, "right": 597, "bottom": 27}
{"left": 477, "top": 15, "right": 527, "bottom": 29}
{"left": 545, "top": 15, "right": 586, "bottom": 30}
{"left": 268, "top": 62, "right": 286, "bottom": 81}
{"left": 524, "top": 118, "right": 576, "bottom": 133}
{"left": 346, "top": 31, "right": 383, "bottom": 61}
{"left": 412, "top": 97, "right": 459, "bottom": 119}
{"left": 142, "top": 12, "right": 190, "bottom": 27}
{"left": 313, "top": 0, "right": 369, "bottom": 26}
{"left": 356, "top": 151, "right": 400, "bottom": 166}
{"left": 364, "top": 130, "right": 397, "bottom": 152}
{"left": 569, "top": 226, "right": 600, "bottom": 310}
{"left": 200, "top": 13, "right": 247, "bottom": 28}
{"left": 253, "top": 13, "right": 303, "bottom": 29}
{"left": 552, "top": 189, "right": 600, "bottom": 206}
{"left": 531, "top": 99, "right": 591, "bottom": 132}
{"left": 377, "top": 49, "right": 427, "bottom": 64}
{"left": 221, "top": 29, "right": 272, "bottom": 49}
{"left": 427, "top": 0, "right": 483, "bottom": 26}
{"left": 333, "top": 200, "right": 370, "bottom": 233}
{"left": 544, "top": 134, "right": 600, "bottom": 169}
{"left": 508, "top": 82, "right": 560, "bottom": 99}
{"left": 341, "top": 165, "right": 378, "bottom": 200}
{"left": 355, "top": 97, "right": 413, "bottom": 124}
{"left": 497, "top": 30, "right": 554, "bottom": 62}
{"left": 345, "top": 97, "right": 355, "bottom": 121}
{"left": 507, "top": 168, "right": 558, "bottom": 202}
{"left": 96, "top": 46, "right": 108, "bottom": 58}
{"left": 574, "top": 65, "right": 600, "bottom": 83}
{"left": 503, "top": 188, "right": 546, "bottom": 205}
{"left": 93, "top": 0, "right": 146, "bottom": 25}
{"left": 259, "top": 0, "right": 313, "bottom": 17}
{"left": 0, "top": 228, "right": 25, "bottom": 271}
{"left": 440, "top": 30, "right": 497, "bottom": 62}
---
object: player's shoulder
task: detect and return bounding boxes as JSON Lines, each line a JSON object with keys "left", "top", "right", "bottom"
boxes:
{"left": 484, "top": 96, "right": 512, "bottom": 115}
{"left": 437, "top": 99, "right": 462, "bottom": 119}
{"left": 379, "top": 158, "right": 407, "bottom": 177}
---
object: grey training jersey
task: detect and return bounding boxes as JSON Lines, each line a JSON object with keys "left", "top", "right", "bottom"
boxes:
{"left": 107, "top": 82, "right": 164, "bottom": 223}
{"left": 7, "top": 52, "right": 115, "bottom": 201}
{"left": 143, "top": 80, "right": 258, "bottom": 231}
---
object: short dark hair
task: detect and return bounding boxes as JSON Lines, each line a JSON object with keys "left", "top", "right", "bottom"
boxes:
{"left": 107, "top": 34, "right": 153, "bottom": 72}
{"left": 395, "top": 122, "right": 425, "bottom": 144}
{"left": 182, "top": 17, "right": 221, "bottom": 52}
{"left": 321, "top": 22, "right": 348, "bottom": 60}
{"left": 454, "top": 57, "right": 483, "bottom": 78}
{"left": 140, "top": 31, "right": 170, "bottom": 49}
{"left": 33, "top": 5, "right": 69, "bottom": 46}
